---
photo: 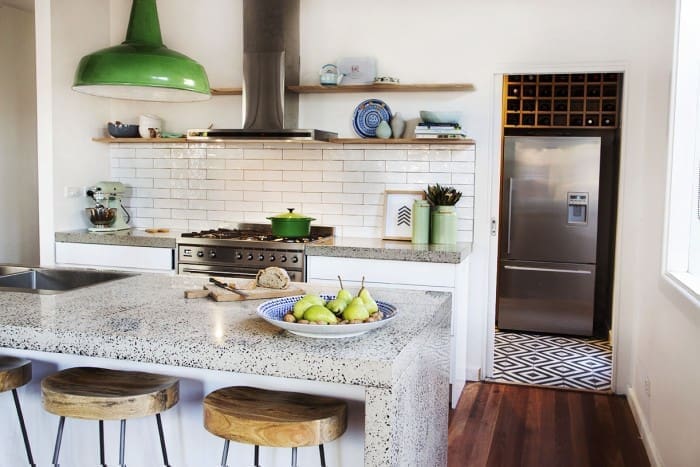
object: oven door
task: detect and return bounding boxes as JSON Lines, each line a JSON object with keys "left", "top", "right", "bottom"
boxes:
{"left": 178, "top": 263, "right": 304, "bottom": 282}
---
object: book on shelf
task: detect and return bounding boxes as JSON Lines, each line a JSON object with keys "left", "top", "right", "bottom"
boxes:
{"left": 416, "top": 122, "right": 461, "bottom": 128}
{"left": 415, "top": 128, "right": 467, "bottom": 135}
{"left": 414, "top": 133, "right": 468, "bottom": 139}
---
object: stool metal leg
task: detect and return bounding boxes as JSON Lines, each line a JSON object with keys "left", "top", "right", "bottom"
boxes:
{"left": 155, "top": 414, "right": 171, "bottom": 467}
{"left": 254, "top": 445, "right": 260, "bottom": 467}
{"left": 98, "top": 420, "right": 106, "bottom": 467}
{"left": 220, "top": 439, "right": 230, "bottom": 467}
{"left": 319, "top": 444, "right": 326, "bottom": 467}
{"left": 52, "top": 416, "right": 66, "bottom": 467}
{"left": 11, "top": 389, "right": 35, "bottom": 467}
{"left": 291, "top": 446, "right": 298, "bottom": 467}
{"left": 119, "top": 419, "right": 126, "bottom": 467}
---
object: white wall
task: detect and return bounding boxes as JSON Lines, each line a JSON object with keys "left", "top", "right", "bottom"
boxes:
{"left": 0, "top": 5, "right": 38, "bottom": 264}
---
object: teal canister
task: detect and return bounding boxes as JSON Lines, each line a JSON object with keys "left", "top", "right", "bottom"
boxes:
{"left": 430, "top": 205, "right": 457, "bottom": 244}
{"left": 411, "top": 200, "right": 430, "bottom": 244}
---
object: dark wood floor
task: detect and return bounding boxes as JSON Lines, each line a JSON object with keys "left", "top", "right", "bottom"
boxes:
{"left": 448, "top": 382, "right": 650, "bottom": 467}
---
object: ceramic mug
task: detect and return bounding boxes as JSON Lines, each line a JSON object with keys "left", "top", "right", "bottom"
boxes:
{"left": 138, "top": 114, "right": 162, "bottom": 138}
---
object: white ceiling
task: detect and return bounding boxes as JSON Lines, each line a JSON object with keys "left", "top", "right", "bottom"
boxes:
{"left": 1, "top": 0, "right": 34, "bottom": 12}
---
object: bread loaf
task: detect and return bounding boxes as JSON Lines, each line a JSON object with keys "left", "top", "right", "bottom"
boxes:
{"left": 256, "top": 267, "right": 290, "bottom": 289}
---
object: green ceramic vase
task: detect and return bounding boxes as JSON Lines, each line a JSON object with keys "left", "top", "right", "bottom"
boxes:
{"left": 430, "top": 205, "right": 457, "bottom": 244}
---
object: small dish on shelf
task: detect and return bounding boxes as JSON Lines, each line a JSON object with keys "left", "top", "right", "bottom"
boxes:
{"left": 353, "top": 99, "right": 392, "bottom": 138}
{"left": 419, "top": 110, "right": 462, "bottom": 124}
{"left": 257, "top": 294, "right": 398, "bottom": 338}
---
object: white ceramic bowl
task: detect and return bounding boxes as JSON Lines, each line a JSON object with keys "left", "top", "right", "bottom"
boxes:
{"left": 419, "top": 110, "right": 462, "bottom": 124}
{"left": 138, "top": 114, "right": 162, "bottom": 138}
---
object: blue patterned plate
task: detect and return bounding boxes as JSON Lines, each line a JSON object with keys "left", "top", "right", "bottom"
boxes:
{"left": 257, "top": 294, "right": 397, "bottom": 338}
{"left": 352, "top": 99, "right": 392, "bottom": 138}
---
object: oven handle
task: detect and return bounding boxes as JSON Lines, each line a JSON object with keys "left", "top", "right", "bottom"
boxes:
{"left": 181, "top": 268, "right": 258, "bottom": 277}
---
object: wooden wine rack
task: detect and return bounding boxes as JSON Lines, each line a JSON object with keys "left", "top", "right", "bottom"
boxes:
{"left": 503, "top": 73, "right": 622, "bottom": 129}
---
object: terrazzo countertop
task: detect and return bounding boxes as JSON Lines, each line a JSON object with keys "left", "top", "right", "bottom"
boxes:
{"left": 55, "top": 228, "right": 184, "bottom": 248}
{"left": 305, "top": 237, "right": 472, "bottom": 263}
{"left": 0, "top": 272, "right": 450, "bottom": 388}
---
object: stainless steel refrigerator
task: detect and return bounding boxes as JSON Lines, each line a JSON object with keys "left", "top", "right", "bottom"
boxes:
{"left": 497, "top": 136, "right": 601, "bottom": 336}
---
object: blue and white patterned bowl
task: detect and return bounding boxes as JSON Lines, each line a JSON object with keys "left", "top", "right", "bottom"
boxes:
{"left": 352, "top": 99, "right": 392, "bottom": 138}
{"left": 257, "top": 294, "right": 398, "bottom": 338}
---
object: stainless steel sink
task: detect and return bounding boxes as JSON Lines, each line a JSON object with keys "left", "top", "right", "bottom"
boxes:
{"left": 0, "top": 268, "right": 134, "bottom": 294}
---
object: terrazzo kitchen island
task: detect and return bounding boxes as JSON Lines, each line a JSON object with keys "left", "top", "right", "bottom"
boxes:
{"left": 0, "top": 271, "right": 450, "bottom": 467}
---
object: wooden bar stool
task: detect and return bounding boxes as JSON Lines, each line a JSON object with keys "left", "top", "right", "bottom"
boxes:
{"left": 41, "top": 367, "right": 179, "bottom": 467}
{"left": 0, "top": 356, "right": 35, "bottom": 467}
{"left": 204, "top": 386, "right": 348, "bottom": 467}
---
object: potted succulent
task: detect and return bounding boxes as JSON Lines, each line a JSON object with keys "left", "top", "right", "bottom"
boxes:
{"left": 424, "top": 184, "right": 462, "bottom": 244}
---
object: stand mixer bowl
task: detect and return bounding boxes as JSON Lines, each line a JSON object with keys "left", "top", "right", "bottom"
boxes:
{"left": 86, "top": 207, "right": 117, "bottom": 226}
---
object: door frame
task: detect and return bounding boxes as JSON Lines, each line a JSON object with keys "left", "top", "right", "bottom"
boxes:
{"left": 482, "top": 63, "right": 632, "bottom": 393}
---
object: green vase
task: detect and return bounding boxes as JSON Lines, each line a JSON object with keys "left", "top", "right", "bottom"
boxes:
{"left": 430, "top": 205, "right": 457, "bottom": 244}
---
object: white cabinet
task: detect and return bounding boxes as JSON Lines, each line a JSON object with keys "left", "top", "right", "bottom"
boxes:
{"left": 307, "top": 255, "right": 469, "bottom": 407}
{"left": 55, "top": 242, "right": 174, "bottom": 273}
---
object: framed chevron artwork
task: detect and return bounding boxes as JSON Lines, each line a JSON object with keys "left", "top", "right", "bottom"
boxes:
{"left": 382, "top": 190, "right": 425, "bottom": 240}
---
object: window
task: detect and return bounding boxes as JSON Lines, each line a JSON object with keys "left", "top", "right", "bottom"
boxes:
{"left": 665, "top": 0, "right": 700, "bottom": 298}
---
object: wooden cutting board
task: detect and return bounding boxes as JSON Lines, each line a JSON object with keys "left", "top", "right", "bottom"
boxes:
{"left": 185, "top": 279, "right": 305, "bottom": 302}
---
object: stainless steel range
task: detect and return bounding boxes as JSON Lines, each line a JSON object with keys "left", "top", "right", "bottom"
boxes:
{"left": 176, "top": 223, "right": 334, "bottom": 282}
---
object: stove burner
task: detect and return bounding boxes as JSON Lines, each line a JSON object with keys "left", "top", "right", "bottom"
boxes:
{"left": 181, "top": 228, "right": 319, "bottom": 243}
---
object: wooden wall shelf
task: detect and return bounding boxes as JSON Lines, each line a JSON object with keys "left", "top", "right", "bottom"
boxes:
{"left": 93, "top": 137, "right": 474, "bottom": 145}
{"left": 288, "top": 83, "right": 474, "bottom": 94}
{"left": 93, "top": 137, "right": 187, "bottom": 143}
{"left": 210, "top": 87, "right": 242, "bottom": 95}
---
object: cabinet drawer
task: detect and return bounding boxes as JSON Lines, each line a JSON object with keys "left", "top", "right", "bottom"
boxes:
{"left": 56, "top": 243, "right": 174, "bottom": 272}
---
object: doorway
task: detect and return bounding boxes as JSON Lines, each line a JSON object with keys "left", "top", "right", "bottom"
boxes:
{"left": 487, "top": 72, "right": 622, "bottom": 392}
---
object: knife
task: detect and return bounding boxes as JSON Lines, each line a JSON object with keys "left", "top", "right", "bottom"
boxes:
{"left": 208, "top": 277, "right": 249, "bottom": 297}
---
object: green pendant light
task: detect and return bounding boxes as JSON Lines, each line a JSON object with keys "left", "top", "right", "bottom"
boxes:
{"left": 73, "top": 0, "right": 210, "bottom": 102}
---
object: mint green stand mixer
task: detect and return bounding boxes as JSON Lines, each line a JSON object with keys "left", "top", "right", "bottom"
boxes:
{"left": 85, "top": 181, "right": 131, "bottom": 232}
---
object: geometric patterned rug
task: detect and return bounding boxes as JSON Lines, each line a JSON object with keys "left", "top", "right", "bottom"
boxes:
{"left": 491, "top": 330, "right": 612, "bottom": 391}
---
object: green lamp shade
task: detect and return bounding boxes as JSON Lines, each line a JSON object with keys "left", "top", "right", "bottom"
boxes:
{"left": 72, "top": 0, "right": 210, "bottom": 102}
{"left": 73, "top": 44, "right": 211, "bottom": 102}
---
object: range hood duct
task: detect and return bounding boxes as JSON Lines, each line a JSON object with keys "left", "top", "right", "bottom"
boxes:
{"left": 188, "top": 0, "right": 337, "bottom": 142}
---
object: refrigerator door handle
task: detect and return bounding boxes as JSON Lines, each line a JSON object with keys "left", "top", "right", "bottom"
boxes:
{"left": 507, "top": 177, "right": 513, "bottom": 255}
{"left": 504, "top": 265, "right": 592, "bottom": 275}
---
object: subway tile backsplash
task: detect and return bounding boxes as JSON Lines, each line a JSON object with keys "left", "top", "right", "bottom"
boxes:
{"left": 111, "top": 142, "right": 476, "bottom": 241}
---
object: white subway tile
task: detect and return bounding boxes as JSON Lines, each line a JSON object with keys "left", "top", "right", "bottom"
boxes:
{"left": 188, "top": 220, "right": 220, "bottom": 231}
{"left": 459, "top": 196, "right": 475, "bottom": 207}
{"left": 225, "top": 200, "right": 262, "bottom": 212}
{"left": 343, "top": 144, "right": 384, "bottom": 149}
{"left": 322, "top": 193, "right": 363, "bottom": 204}
{"left": 322, "top": 214, "right": 363, "bottom": 226}
{"left": 323, "top": 171, "right": 363, "bottom": 183}
{"left": 154, "top": 179, "right": 187, "bottom": 189}
{"left": 190, "top": 159, "right": 226, "bottom": 170}
{"left": 452, "top": 173, "right": 475, "bottom": 185}
{"left": 406, "top": 150, "right": 451, "bottom": 161}
{"left": 153, "top": 159, "right": 188, "bottom": 169}
{"left": 207, "top": 170, "right": 244, "bottom": 180}
{"left": 227, "top": 180, "right": 259, "bottom": 191}
{"left": 302, "top": 160, "right": 343, "bottom": 171}
{"left": 243, "top": 212, "right": 268, "bottom": 222}
{"left": 451, "top": 185, "right": 475, "bottom": 196}
{"left": 206, "top": 148, "right": 243, "bottom": 159}
{"left": 188, "top": 143, "right": 225, "bottom": 149}
{"left": 363, "top": 194, "right": 384, "bottom": 205}
{"left": 207, "top": 211, "right": 241, "bottom": 222}
{"left": 172, "top": 148, "right": 206, "bottom": 159}
{"left": 153, "top": 143, "right": 187, "bottom": 149}
{"left": 189, "top": 179, "right": 225, "bottom": 190}
{"left": 340, "top": 226, "right": 380, "bottom": 237}
{"left": 244, "top": 191, "right": 282, "bottom": 202}
{"left": 303, "top": 142, "right": 342, "bottom": 150}
{"left": 365, "top": 172, "right": 406, "bottom": 183}
{"left": 343, "top": 204, "right": 382, "bottom": 216}
{"left": 123, "top": 197, "right": 153, "bottom": 208}
{"left": 111, "top": 168, "right": 135, "bottom": 178}
{"left": 172, "top": 209, "right": 206, "bottom": 220}
{"left": 264, "top": 160, "right": 302, "bottom": 171}
{"left": 155, "top": 218, "right": 188, "bottom": 229}
{"left": 110, "top": 148, "right": 135, "bottom": 158}
{"left": 283, "top": 149, "right": 323, "bottom": 160}
{"left": 323, "top": 149, "right": 364, "bottom": 161}
{"left": 302, "top": 181, "right": 343, "bottom": 193}
{"left": 457, "top": 206, "right": 475, "bottom": 219}
{"left": 458, "top": 219, "right": 474, "bottom": 230}
{"left": 344, "top": 160, "right": 385, "bottom": 172}
{"left": 406, "top": 173, "right": 451, "bottom": 184}
{"left": 451, "top": 150, "right": 476, "bottom": 162}
{"left": 343, "top": 182, "right": 386, "bottom": 193}
{"left": 226, "top": 159, "right": 264, "bottom": 170}
{"left": 136, "top": 148, "right": 171, "bottom": 158}
{"left": 301, "top": 203, "right": 342, "bottom": 215}
{"left": 363, "top": 215, "right": 382, "bottom": 227}
{"left": 189, "top": 199, "right": 225, "bottom": 210}
{"left": 118, "top": 178, "right": 153, "bottom": 188}
{"left": 171, "top": 189, "right": 207, "bottom": 200}
{"left": 131, "top": 217, "right": 153, "bottom": 228}
{"left": 153, "top": 199, "right": 187, "bottom": 209}
{"left": 364, "top": 149, "right": 407, "bottom": 161}
{"left": 283, "top": 192, "right": 321, "bottom": 203}
{"left": 133, "top": 188, "right": 170, "bottom": 198}
{"left": 263, "top": 181, "right": 302, "bottom": 192}
{"left": 283, "top": 171, "right": 321, "bottom": 182}
{"left": 429, "top": 144, "right": 475, "bottom": 150}
{"left": 244, "top": 149, "right": 282, "bottom": 159}
{"left": 245, "top": 170, "right": 281, "bottom": 181}
{"left": 263, "top": 142, "right": 301, "bottom": 149}
{"left": 171, "top": 169, "right": 206, "bottom": 179}
{"left": 135, "top": 168, "right": 170, "bottom": 179}
{"left": 262, "top": 202, "right": 291, "bottom": 213}
{"left": 135, "top": 208, "right": 171, "bottom": 218}
{"left": 118, "top": 143, "right": 152, "bottom": 149}
{"left": 207, "top": 190, "right": 243, "bottom": 201}
{"left": 386, "top": 161, "right": 428, "bottom": 172}
{"left": 225, "top": 142, "right": 263, "bottom": 149}
{"left": 451, "top": 162, "right": 476, "bottom": 173}
{"left": 428, "top": 161, "right": 452, "bottom": 173}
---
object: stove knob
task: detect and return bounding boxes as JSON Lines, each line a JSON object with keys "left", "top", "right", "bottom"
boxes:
{"left": 258, "top": 254, "right": 265, "bottom": 261}
{"left": 280, "top": 255, "right": 287, "bottom": 262}
{"left": 197, "top": 251, "right": 204, "bottom": 258}
{"left": 236, "top": 253, "right": 243, "bottom": 260}
{"left": 269, "top": 255, "right": 276, "bottom": 262}
{"left": 247, "top": 254, "right": 254, "bottom": 260}
{"left": 291, "top": 256, "right": 299, "bottom": 263}
{"left": 209, "top": 250, "right": 216, "bottom": 259}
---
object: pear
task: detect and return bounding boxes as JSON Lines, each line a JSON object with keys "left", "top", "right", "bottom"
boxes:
{"left": 342, "top": 297, "right": 369, "bottom": 321}
{"left": 326, "top": 298, "right": 348, "bottom": 315}
{"left": 336, "top": 275, "right": 353, "bottom": 304}
{"left": 292, "top": 295, "right": 323, "bottom": 319}
{"left": 303, "top": 305, "right": 338, "bottom": 324}
{"left": 358, "top": 276, "right": 379, "bottom": 314}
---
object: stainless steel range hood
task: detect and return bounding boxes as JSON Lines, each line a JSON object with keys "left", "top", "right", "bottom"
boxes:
{"left": 187, "top": 0, "right": 337, "bottom": 142}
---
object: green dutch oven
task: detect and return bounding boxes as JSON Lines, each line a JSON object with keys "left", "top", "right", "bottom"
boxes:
{"left": 267, "top": 208, "right": 316, "bottom": 238}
